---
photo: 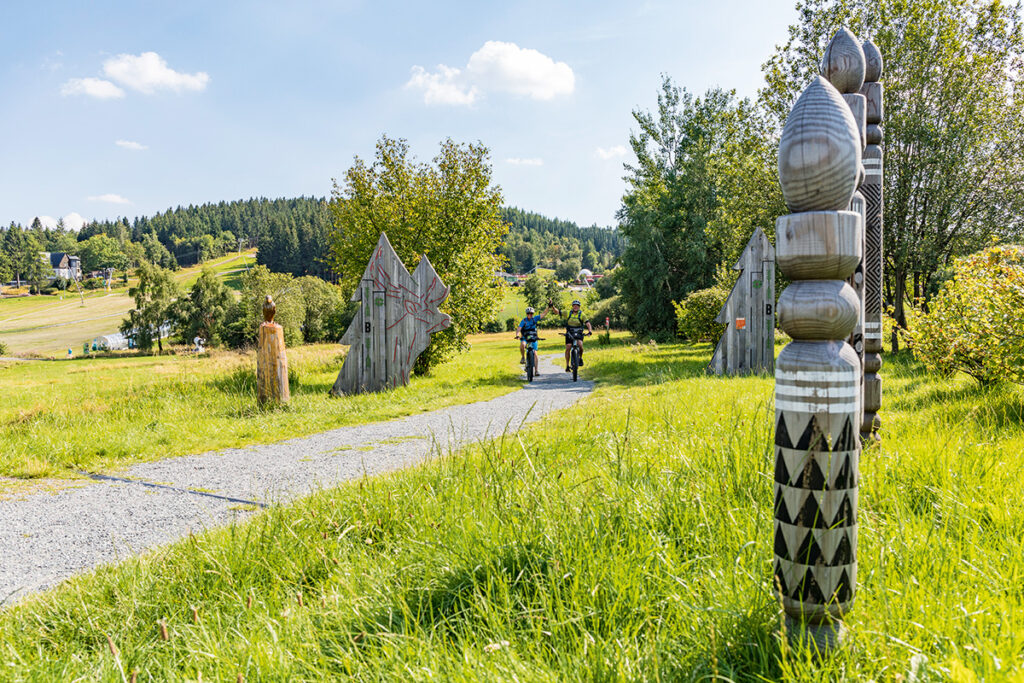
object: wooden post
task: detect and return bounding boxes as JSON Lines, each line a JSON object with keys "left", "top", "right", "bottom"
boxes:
{"left": 257, "top": 295, "right": 290, "bottom": 405}
{"left": 708, "top": 227, "right": 775, "bottom": 375}
{"left": 774, "top": 67, "right": 863, "bottom": 651}
{"left": 861, "top": 38, "right": 884, "bottom": 441}
{"left": 824, "top": 28, "right": 870, "bottom": 442}
{"left": 331, "top": 233, "right": 451, "bottom": 396}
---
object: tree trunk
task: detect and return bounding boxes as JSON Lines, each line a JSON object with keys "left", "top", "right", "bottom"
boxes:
{"left": 891, "top": 271, "right": 906, "bottom": 353}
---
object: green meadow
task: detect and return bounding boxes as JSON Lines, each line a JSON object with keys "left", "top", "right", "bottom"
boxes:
{"left": 1, "top": 338, "right": 1022, "bottom": 680}
{"left": 0, "top": 333, "right": 523, "bottom": 480}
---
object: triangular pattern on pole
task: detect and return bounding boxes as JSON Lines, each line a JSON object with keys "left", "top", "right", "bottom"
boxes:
{"left": 708, "top": 227, "right": 776, "bottom": 375}
{"left": 331, "top": 232, "right": 451, "bottom": 395}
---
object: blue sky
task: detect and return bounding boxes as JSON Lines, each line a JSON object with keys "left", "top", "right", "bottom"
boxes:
{"left": 0, "top": 0, "right": 798, "bottom": 231}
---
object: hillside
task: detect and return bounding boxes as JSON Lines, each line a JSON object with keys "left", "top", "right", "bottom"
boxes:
{"left": 3, "top": 200, "right": 621, "bottom": 290}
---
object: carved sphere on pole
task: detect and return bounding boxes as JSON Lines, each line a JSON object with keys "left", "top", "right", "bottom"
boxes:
{"left": 778, "top": 77, "right": 863, "bottom": 213}
{"left": 821, "top": 28, "right": 866, "bottom": 93}
{"left": 862, "top": 39, "right": 883, "bottom": 82}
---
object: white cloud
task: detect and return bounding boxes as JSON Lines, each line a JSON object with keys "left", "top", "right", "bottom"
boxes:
{"left": 407, "top": 41, "right": 574, "bottom": 106}
{"left": 595, "top": 145, "right": 628, "bottom": 160}
{"left": 36, "top": 215, "right": 59, "bottom": 230}
{"left": 103, "top": 52, "right": 209, "bottom": 94}
{"left": 62, "top": 213, "right": 88, "bottom": 231}
{"left": 406, "top": 65, "right": 477, "bottom": 105}
{"left": 505, "top": 157, "right": 544, "bottom": 166}
{"left": 88, "top": 193, "right": 131, "bottom": 205}
{"left": 115, "top": 139, "right": 148, "bottom": 151}
{"left": 60, "top": 77, "right": 125, "bottom": 99}
{"left": 467, "top": 41, "right": 574, "bottom": 100}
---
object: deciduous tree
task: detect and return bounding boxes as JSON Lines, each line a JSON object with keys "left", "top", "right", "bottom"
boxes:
{"left": 761, "top": 0, "right": 1024, "bottom": 349}
{"left": 121, "top": 263, "right": 180, "bottom": 353}
{"left": 328, "top": 136, "right": 508, "bottom": 373}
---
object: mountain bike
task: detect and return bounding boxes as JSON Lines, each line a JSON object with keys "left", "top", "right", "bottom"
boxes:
{"left": 519, "top": 329, "right": 542, "bottom": 382}
{"left": 565, "top": 329, "right": 592, "bottom": 382}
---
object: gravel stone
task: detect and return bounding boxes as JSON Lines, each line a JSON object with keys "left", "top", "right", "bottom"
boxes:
{"left": 0, "top": 355, "right": 591, "bottom": 606}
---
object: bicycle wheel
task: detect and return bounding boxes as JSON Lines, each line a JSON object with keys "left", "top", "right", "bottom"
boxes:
{"left": 571, "top": 346, "right": 579, "bottom": 382}
{"left": 526, "top": 348, "right": 535, "bottom": 382}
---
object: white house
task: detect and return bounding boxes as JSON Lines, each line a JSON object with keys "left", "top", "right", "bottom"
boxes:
{"left": 41, "top": 252, "right": 82, "bottom": 280}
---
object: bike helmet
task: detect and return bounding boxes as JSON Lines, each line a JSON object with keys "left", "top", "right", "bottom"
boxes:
{"left": 526, "top": 307, "right": 535, "bottom": 314}
{"left": 572, "top": 299, "right": 581, "bottom": 306}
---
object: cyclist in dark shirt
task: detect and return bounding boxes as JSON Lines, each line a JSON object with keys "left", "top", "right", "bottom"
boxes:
{"left": 516, "top": 303, "right": 555, "bottom": 376}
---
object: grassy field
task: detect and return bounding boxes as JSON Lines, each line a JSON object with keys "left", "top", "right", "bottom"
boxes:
{"left": 0, "top": 250, "right": 257, "bottom": 357}
{"left": 0, "top": 333, "right": 525, "bottom": 480}
{"left": 1, "top": 339, "right": 1022, "bottom": 679}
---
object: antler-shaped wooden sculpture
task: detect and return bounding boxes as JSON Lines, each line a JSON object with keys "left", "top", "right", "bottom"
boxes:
{"left": 331, "top": 232, "right": 451, "bottom": 395}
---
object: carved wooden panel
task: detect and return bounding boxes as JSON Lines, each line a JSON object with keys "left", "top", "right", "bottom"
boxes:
{"left": 331, "top": 232, "right": 451, "bottom": 395}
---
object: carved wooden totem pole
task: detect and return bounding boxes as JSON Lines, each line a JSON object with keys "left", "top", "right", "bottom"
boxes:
{"left": 861, "top": 39, "right": 884, "bottom": 441}
{"left": 773, "top": 72, "right": 862, "bottom": 650}
{"left": 708, "top": 227, "right": 775, "bottom": 376}
{"left": 257, "top": 295, "right": 290, "bottom": 405}
{"left": 331, "top": 232, "right": 451, "bottom": 396}
{"left": 823, "top": 29, "right": 869, "bottom": 439}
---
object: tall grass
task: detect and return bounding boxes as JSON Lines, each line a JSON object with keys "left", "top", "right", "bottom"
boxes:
{"left": 0, "top": 335, "right": 522, "bottom": 479}
{"left": 1, "top": 342, "right": 1022, "bottom": 679}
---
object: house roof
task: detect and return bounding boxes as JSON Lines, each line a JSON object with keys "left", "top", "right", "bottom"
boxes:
{"left": 46, "top": 252, "right": 79, "bottom": 268}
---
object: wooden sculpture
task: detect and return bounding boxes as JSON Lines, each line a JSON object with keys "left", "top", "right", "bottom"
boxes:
{"left": 708, "top": 227, "right": 775, "bottom": 375}
{"left": 257, "top": 294, "right": 290, "bottom": 405}
{"left": 861, "top": 38, "right": 884, "bottom": 441}
{"left": 330, "top": 232, "right": 451, "bottom": 396}
{"left": 824, "top": 28, "right": 869, "bottom": 440}
{"left": 773, "top": 71, "right": 862, "bottom": 651}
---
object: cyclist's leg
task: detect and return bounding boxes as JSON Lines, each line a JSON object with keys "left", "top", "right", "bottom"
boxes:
{"left": 519, "top": 338, "right": 526, "bottom": 363}
{"left": 578, "top": 338, "right": 584, "bottom": 365}
{"left": 532, "top": 342, "right": 540, "bottom": 375}
{"left": 564, "top": 338, "right": 571, "bottom": 371}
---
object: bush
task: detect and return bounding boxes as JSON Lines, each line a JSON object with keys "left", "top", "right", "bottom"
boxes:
{"left": 482, "top": 319, "right": 504, "bottom": 333}
{"left": 673, "top": 286, "right": 728, "bottom": 342}
{"left": 904, "top": 244, "right": 1024, "bottom": 385}
{"left": 0, "top": 340, "right": 8, "bottom": 356}
{"left": 83, "top": 277, "right": 105, "bottom": 290}
{"left": 40, "top": 287, "right": 57, "bottom": 296}
{"left": 505, "top": 317, "right": 516, "bottom": 332}
{"left": 592, "top": 295, "right": 627, "bottom": 329}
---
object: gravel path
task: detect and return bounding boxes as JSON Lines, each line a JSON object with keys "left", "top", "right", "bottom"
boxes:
{"left": 0, "top": 355, "right": 592, "bottom": 606}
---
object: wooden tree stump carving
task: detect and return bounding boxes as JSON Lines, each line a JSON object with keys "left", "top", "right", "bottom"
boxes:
{"left": 257, "top": 295, "right": 290, "bottom": 405}
{"left": 773, "top": 51, "right": 863, "bottom": 651}
{"left": 708, "top": 227, "right": 775, "bottom": 375}
{"left": 330, "top": 232, "right": 451, "bottom": 396}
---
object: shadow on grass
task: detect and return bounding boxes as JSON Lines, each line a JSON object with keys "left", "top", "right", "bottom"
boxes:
{"left": 321, "top": 542, "right": 551, "bottom": 660}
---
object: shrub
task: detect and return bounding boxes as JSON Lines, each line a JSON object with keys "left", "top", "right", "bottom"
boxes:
{"left": 673, "top": 286, "right": 728, "bottom": 342}
{"left": 40, "top": 287, "right": 57, "bottom": 296}
{"left": 904, "top": 244, "right": 1024, "bottom": 385}
{"left": 0, "top": 340, "right": 8, "bottom": 355}
{"left": 592, "top": 295, "right": 628, "bottom": 329}
{"left": 505, "top": 317, "right": 516, "bottom": 332}
{"left": 482, "top": 319, "right": 504, "bottom": 333}
{"left": 83, "top": 277, "right": 105, "bottom": 290}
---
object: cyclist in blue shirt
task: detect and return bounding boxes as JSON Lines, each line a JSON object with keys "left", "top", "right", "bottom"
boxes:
{"left": 515, "top": 303, "right": 556, "bottom": 376}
